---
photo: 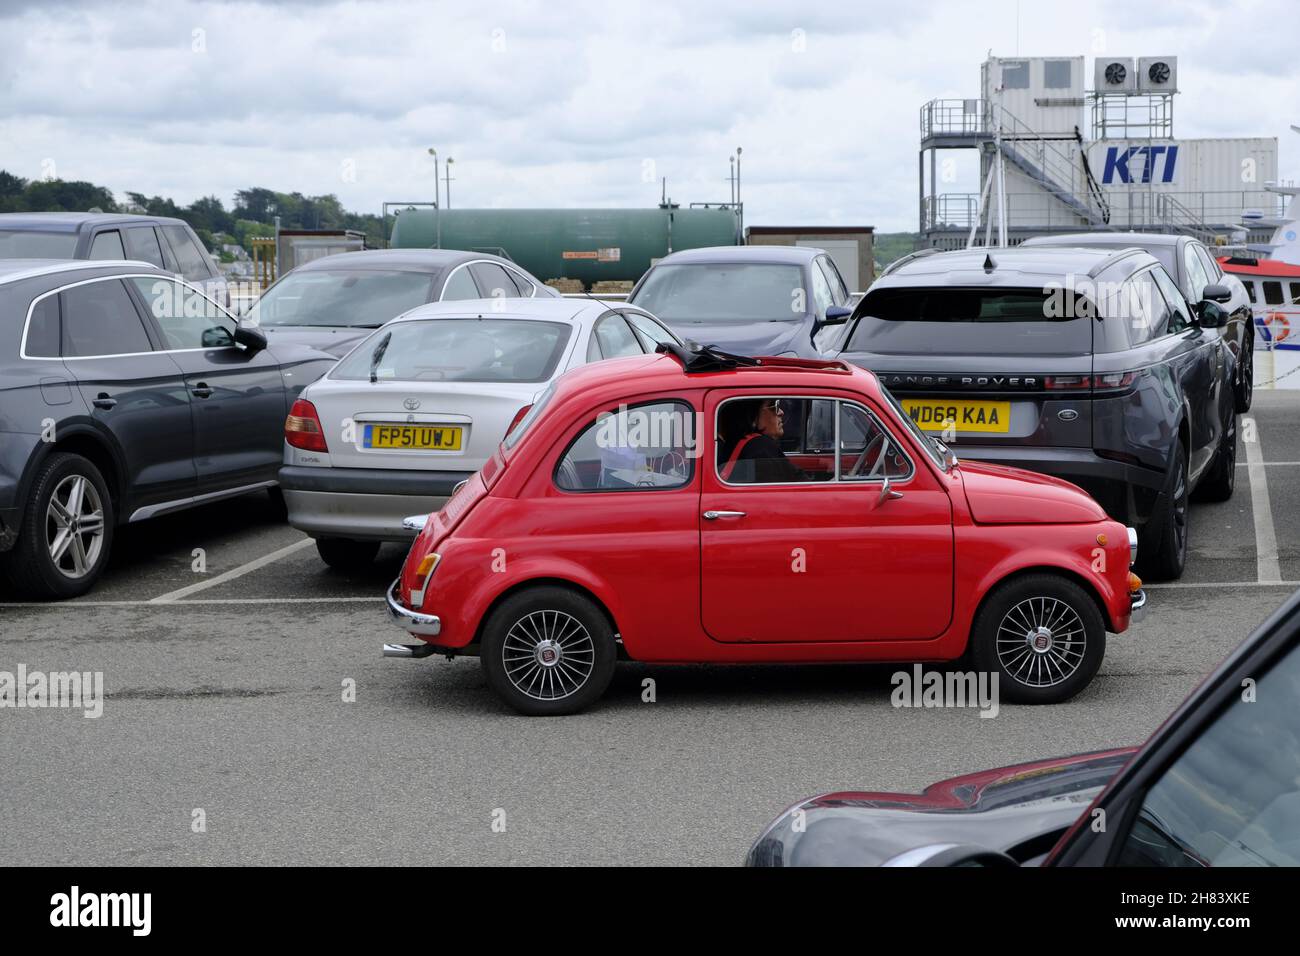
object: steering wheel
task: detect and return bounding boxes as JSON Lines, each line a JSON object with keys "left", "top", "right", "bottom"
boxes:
{"left": 849, "top": 432, "right": 887, "bottom": 478}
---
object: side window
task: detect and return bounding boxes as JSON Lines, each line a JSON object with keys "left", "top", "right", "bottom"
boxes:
{"left": 716, "top": 397, "right": 837, "bottom": 485}
{"left": 128, "top": 277, "right": 234, "bottom": 350}
{"left": 60, "top": 279, "right": 154, "bottom": 357}
{"left": 470, "top": 262, "right": 522, "bottom": 299}
{"left": 88, "top": 230, "right": 125, "bottom": 260}
{"left": 1239, "top": 279, "right": 1256, "bottom": 305}
{"left": 588, "top": 315, "right": 643, "bottom": 361}
{"left": 818, "top": 256, "right": 849, "bottom": 304}
{"left": 440, "top": 266, "right": 480, "bottom": 301}
{"left": 1001, "top": 60, "right": 1030, "bottom": 89}
{"left": 24, "top": 294, "right": 61, "bottom": 357}
{"left": 1118, "top": 272, "right": 1169, "bottom": 345}
{"left": 1151, "top": 266, "right": 1193, "bottom": 334}
{"left": 1182, "top": 243, "right": 1211, "bottom": 303}
{"left": 505, "top": 268, "right": 536, "bottom": 297}
{"left": 1290, "top": 283, "right": 1300, "bottom": 306}
{"left": 554, "top": 400, "right": 696, "bottom": 491}
{"left": 624, "top": 311, "right": 678, "bottom": 351}
{"left": 1263, "top": 281, "right": 1285, "bottom": 306}
{"left": 1116, "top": 642, "right": 1300, "bottom": 866}
{"left": 160, "top": 225, "right": 212, "bottom": 282}
{"left": 839, "top": 402, "right": 913, "bottom": 481}
{"left": 122, "top": 226, "right": 166, "bottom": 268}
{"left": 809, "top": 261, "right": 834, "bottom": 318}
{"left": 1194, "top": 245, "right": 1222, "bottom": 282}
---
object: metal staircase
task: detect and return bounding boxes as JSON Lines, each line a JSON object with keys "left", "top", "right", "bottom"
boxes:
{"left": 991, "top": 104, "right": 1108, "bottom": 228}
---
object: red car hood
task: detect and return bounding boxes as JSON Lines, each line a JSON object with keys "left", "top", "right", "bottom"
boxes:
{"left": 958, "top": 460, "right": 1106, "bottom": 524}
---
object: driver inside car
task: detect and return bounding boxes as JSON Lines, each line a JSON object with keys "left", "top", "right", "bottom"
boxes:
{"left": 717, "top": 398, "right": 806, "bottom": 484}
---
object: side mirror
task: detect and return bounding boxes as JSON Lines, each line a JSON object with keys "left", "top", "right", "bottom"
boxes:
{"left": 1202, "top": 283, "right": 1233, "bottom": 304}
{"left": 234, "top": 324, "right": 268, "bottom": 352}
{"left": 820, "top": 305, "right": 852, "bottom": 326}
{"left": 1195, "top": 300, "right": 1230, "bottom": 329}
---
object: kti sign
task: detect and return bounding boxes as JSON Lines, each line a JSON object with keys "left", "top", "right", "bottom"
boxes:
{"left": 1100, "top": 145, "right": 1179, "bottom": 184}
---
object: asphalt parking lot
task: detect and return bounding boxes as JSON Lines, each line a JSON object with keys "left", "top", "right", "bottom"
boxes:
{"left": 2, "top": 388, "right": 1298, "bottom": 866}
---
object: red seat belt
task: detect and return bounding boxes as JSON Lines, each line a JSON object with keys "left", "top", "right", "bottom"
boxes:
{"left": 719, "top": 433, "right": 761, "bottom": 481}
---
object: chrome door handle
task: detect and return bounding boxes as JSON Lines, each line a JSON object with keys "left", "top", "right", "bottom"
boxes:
{"left": 703, "top": 510, "right": 746, "bottom": 520}
{"left": 92, "top": 393, "right": 117, "bottom": 410}
{"left": 191, "top": 382, "right": 214, "bottom": 398}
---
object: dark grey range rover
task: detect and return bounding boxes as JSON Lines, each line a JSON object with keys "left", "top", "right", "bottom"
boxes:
{"left": 835, "top": 245, "right": 1239, "bottom": 580}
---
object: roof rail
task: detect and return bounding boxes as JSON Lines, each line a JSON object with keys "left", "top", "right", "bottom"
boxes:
{"left": 879, "top": 247, "right": 942, "bottom": 278}
{"left": 655, "top": 342, "right": 762, "bottom": 372}
{"left": 1086, "top": 247, "right": 1148, "bottom": 279}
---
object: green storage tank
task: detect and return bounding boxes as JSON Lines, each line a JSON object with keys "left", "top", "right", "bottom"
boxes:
{"left": 388, "top": 207, "right": 740, "bottom": 285}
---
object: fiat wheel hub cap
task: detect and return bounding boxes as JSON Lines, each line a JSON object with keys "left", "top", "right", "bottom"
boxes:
{"left": 1028, "top": 626, "right": 1054, "bottom": 654}
{"left": 535, "top": 639, "right": 562, "bottom": 668}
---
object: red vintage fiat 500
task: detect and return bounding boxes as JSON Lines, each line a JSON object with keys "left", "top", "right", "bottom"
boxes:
{"left": 385, "top": 346, "right": 1146, "bottom": 715}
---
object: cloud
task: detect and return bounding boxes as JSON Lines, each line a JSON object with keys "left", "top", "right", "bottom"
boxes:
{"left": 0, "top": 0, "right": 1293, "bottom": 232}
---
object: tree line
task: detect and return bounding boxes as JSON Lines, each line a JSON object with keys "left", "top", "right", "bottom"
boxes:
{"left": 0, "top": 171, "right": 386, "bottom": 260}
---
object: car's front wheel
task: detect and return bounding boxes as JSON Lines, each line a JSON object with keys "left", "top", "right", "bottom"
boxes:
{"left": 480, "top": 586, "right": 617, "bottom": 715}
{"left": 968, "top": 574, "right": 1106, "bottom": 704}
{"left": 315, "top": 536, "right": 380, "bottom": 571}
{"left": 1234, "top": 331, "right": 1254, "bottom": 412}
{"left": 1, "top": 452, "right": 115, "bottom": 600}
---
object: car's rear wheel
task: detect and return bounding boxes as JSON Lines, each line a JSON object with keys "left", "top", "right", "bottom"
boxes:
{"left": 1234, "top": 332, "right": 1254, "bottom": 412}
{"left": 1139, "top": 439, "right": 1189, "bottom": 581}
{"left": 1194, "top": 414, "right": 1236, "bottom": 503}
{"left": 315, "top": 536, "right": 380, "bottom": 571}
{"left": 480, "top": 586, "right": 617, "bottom": 716}
{"left": 1, "top": 452, "right": 115, "bottom": 600}
{"left": 969, "top": 574, "right": 1106, "bottom": 704}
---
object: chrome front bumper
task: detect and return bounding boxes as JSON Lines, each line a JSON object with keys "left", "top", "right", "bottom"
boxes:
{"left": 385, "top": 578, "right": 441, "bottom": 637}
{"left": 1129, "top": 588, "right": 1148, "bottom": 624}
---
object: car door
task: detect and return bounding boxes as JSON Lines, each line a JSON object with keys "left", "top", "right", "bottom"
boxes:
{"left": 126, "top": 275, "right": 285, "bottom": 493}
{"left": 699, "top": 390, "right": 953, "bottom": 643}
{"left": 56, "top": 276, "right": 196, "bottom": 515}
{"left": 1149, "top": 266, "right": 1224, "bottom": 478}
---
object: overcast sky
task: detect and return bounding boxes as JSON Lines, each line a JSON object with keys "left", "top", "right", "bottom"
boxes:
{"left": 1, "top": 0, "right": 1296, "bottom": 231}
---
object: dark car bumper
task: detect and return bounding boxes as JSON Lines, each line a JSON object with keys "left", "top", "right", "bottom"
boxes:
{"left": 954, "top": 444, "right": 1166, "bottom": 528}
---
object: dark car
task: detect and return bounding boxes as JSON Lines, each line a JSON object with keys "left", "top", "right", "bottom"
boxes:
{"left": 0, "top": 211, "right": 228, "bottom": 307}
{"left": 836, "top": 245, "right": 1238, "bottom": 580}
{"left": 0, "top": 260, "right": 336, "bottom": 599}
{"left": 1021, "top": 232, "right": 1255, "bottom": 411}
{"left": 627, "top": 246, "right": 854, "bottom": 359}
{"left": 244, "top": 249, "right": 558, "bottom": 358}
{"left": 748, "top": 586, "right": 1300, "bottom": 867}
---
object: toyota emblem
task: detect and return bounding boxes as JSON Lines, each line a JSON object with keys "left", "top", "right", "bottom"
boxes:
{"left": 403, "top": 398, "right": 421, "bottom": 411}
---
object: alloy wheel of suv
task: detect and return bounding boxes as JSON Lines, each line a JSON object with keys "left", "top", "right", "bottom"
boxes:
{"left": 481, "top": 586, "right": 617, "bottom": 716}
{"left": 1235, "top": 334, "right": 1254, "bottom": 412}
{"left": 969, "top": 574, "right": 1106, "bottom": 704}
{"left": 1140, "top": 439, "right": 1189, "bottom": 581}
{"left": 1, "top": 452, "right": 115, "bottom": 600}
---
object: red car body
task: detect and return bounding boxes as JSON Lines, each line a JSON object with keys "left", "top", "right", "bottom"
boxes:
{"left": 388, "top": 352, "right": 1143, "bottom": 711}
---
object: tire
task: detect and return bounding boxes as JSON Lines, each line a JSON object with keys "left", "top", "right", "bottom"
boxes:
{"left": 0, "top": 452, "right": 115, "bottom": 600}
{"left": 1194, "top": 414, "right": 1236, "bottom": 503}
{"left": 1138, "top": 439, "right": 1189, "bottom": 581}
{"left": 480, "top": 586, "right": 617, "bottom": 716}
{"left": 1234, "top": 330, "right": 1254, "bottom": 413}
{"left": 315, "top": 536, "right": 380, "bottom": 571}
{"left": 968, "top": 574, "right": 1106, "bottom": 705}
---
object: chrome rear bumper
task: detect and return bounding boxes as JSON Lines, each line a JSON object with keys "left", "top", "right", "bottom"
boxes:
{"left": 1129, "top": 589, "right": 1148, "bottom": 624}
{"left": 385, "top": 578, "right": 442, "bottom": 637}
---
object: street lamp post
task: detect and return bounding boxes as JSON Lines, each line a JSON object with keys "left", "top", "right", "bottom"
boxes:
{"left": 427, "top": 147, "right": 441, "bottom": 248}
{"left": 444, "top": 157, "right": 454, "bottom": 210}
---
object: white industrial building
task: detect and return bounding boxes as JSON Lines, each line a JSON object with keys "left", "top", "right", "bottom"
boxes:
{"left": 919, "top": 55, "right": 1282, "bottom": 249}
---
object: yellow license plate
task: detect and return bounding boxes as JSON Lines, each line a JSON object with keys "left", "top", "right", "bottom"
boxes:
{"left": 364, "top": 424, "right": 463, "bottom": 450}
{"left": 904, "top": 399, "right": 1011, "bottom": 433}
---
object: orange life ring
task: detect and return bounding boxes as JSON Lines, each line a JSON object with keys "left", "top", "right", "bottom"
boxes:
{"left": 1268, "top": 312, "right": 1292, "bottom": 345}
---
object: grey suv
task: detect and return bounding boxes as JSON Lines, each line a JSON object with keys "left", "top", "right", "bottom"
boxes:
{"left": 836, "top": 245, "right": 1238, "bottom": 580}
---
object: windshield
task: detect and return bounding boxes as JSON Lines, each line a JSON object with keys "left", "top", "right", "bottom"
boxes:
{"left": 0, "top": 230, "right": 79, "bottom": 258}
{"left": 632, "top": 263, "right": 806, "bottom": 323}
{"left": 248, "top": 269, "right": 435, "bottom": 328}
{"left": 880, "top": 384, "right": 948, "bottom": 470}
{"left": 332, "top": 318, "right": 573, "bottom": 383}
{"left": 848, "top": 287, "right": 1094, "bottom": 356}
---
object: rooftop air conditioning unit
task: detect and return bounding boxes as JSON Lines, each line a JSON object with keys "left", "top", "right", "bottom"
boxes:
{"left": 1094, "top": 57, "right": 1135, "bottom": 92}
{"left": 1138, "top": 56, "right": 1177, "bottom": 92}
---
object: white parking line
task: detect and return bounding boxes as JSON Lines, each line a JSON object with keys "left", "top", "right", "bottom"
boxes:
{"left": 1144, "top": 580, "right": 1300, "bottom": 589}
{"left": 147, "top": 538, "right": 316, "bottom": 604}
{"left": 0, "top": 596, "right": 383, "bottom": 609}
{"left": 1242, "top": 419, "right": 1283, "bottom": 584}
{"left": 1236, "top": 461, "right": 1300, "bottom": 467}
